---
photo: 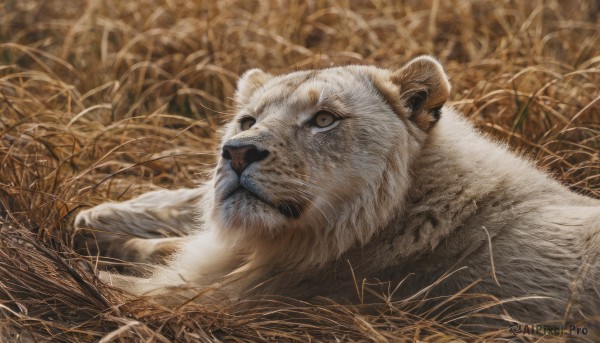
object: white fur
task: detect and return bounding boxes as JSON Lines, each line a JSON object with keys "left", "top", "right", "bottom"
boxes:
{"left": 76, "top": 59, "right": 600, "bottom": 332}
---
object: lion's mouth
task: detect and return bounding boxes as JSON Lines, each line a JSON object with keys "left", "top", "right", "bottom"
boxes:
{"left": 226, "top": 187, "right": 302, "bottom": 219}
{"left": 275, "top": 201, "right": 302, "bottom": 219}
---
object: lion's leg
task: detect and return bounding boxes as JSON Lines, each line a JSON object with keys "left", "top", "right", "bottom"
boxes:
{"left": 98, "top": 229, "right": 241, "bottom": 303}
{"left": 75, "top": 188, "right": 203, "bottom": 237}
{"left": 73, "top": 188, "right": 203, "bottom": 265}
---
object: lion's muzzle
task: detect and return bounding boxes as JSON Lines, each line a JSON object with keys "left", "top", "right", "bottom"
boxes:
{"left": 222, "top": 143, "right": 270, "bottom": 176}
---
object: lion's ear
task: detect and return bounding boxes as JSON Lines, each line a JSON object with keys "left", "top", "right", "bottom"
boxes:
{"left": 391, "top": 56, "right": 450, "bottom": 131}
{"left": 234, "top": 68, "right": 273, "bottom": 105}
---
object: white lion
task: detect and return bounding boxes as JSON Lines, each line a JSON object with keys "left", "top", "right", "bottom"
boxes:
{"left": 75, "top": 56, "right": 600, "bottom": 332}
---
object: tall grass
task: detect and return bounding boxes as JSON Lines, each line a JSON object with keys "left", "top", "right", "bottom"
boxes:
{"left": 0, "top": 0, "right": 598, "bottom": 341}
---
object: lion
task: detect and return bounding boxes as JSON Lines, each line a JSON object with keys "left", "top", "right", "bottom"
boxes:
{"left": 75, "top": 56, "right": 600, "bottom": 334}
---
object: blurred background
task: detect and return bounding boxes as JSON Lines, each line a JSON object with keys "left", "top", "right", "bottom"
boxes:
{"left": 0, "top": 1, "right": 599, "bottom": 341}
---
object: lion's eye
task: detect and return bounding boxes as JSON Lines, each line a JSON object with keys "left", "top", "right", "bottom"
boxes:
{"left": 240, "top": 117, "right": 256, "bottom": 131}
{"left": 312, "top": 111, "right": 336, "bottom": 128}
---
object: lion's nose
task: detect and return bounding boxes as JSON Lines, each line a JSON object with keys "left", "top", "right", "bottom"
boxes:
{"left": 221, "top": 144, "right": 269, "bottom": 176}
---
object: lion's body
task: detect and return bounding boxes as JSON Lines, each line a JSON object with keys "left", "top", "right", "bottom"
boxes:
{"left": 75, "top": 57, "right": 600, "bottom": 332}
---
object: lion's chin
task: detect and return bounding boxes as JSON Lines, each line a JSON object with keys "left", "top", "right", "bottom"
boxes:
{"left": 215, "top": 188, "right": 302, "bottom": 236}
{"left": 227, "top": 187, "right": 303, "bottom": 218}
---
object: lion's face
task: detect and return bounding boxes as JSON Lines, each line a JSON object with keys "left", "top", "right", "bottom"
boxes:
{"left": 210, "top": 58, "right": 450, "bottom": 245}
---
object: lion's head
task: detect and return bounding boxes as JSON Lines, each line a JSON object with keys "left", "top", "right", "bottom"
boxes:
{"left": 207, "top": 56, "right": 450, "bottom": 262}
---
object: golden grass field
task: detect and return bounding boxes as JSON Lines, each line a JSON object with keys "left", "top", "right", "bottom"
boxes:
{"left": 0, "top": 0, "right": 599, "bottom": 341}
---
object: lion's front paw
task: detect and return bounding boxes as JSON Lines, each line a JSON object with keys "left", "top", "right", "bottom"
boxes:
{"left": 72, "top": 188, "right": 202, "bottom": 269}
{"left": 72, "top": 202, "right": 159, "bottom": 267}
{"left": 73, "top": 204, "right": 112, "bottom": 231}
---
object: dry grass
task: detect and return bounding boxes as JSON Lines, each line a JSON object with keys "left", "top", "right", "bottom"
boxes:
{"left": 0, "top": 0, "right": 598, "bottom": 341}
